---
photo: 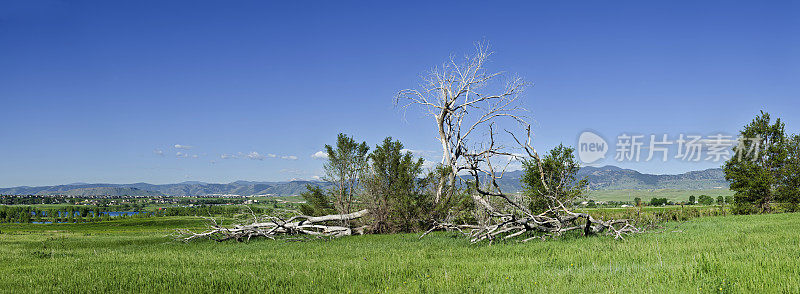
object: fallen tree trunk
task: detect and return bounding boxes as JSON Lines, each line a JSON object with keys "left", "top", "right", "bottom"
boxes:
{"left": 422, "top": 199, "right": 641, "bottom": 243}
{"left": 177, "top": 209, "right": 369, "bottom": 242}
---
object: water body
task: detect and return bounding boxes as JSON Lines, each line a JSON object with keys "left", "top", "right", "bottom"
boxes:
{"left": 34, "top": 211, "right": 146, "bottom": 217}
{"left": 28, "top": 211, "right": 147, "bottom": 223}
{"left": 101, "top": 211, "right": 143, "bottom": 217}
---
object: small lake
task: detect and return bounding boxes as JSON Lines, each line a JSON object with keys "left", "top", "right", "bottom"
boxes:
{"left": 35, "top": 211, "right": 146, "bottom": 217}
{"left": 28, "top": 211, "right": 148, "bottom": 223}
{"left": 101, "top": 211, "right": 144, "bottom": 216}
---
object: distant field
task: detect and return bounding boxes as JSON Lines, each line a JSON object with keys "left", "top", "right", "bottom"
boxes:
{"left": 1, "top": 213, "right": 798, "bottom": 293}
{"left": 588, "top": 188, "right": 734, "bottom": 202}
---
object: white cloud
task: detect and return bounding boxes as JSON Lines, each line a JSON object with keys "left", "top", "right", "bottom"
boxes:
{"left": 176, "top": 152, "right": 188, "bottom": 158}
{"left": 421, "top": 158, "right": 438, "bottom": 169}
{"left": 174, "top": 144, "right": 193, "bottom": 150}
{"left": 401, "top": 148, "right": 435, "bottom": 156}
{"left": 246, "top": 151, "right": 266, "bottom": 160}
{"left": 220, "top": 152, "right": 279, "bottom": 160}
{"left": 153, "top": 149, "right": 164, "bottom": 156}
{"left": 192, "top": 154, "right": 199, "bottom": 158}
{"left": 311, "top": 151, "right": 328, "bottom": 159}
{"left": 311, "top": 175, "right": 323, "bottom": 181}
{"left": 281, "top": 155, "right": 298, "bottom": 160}
{"left": 499, "top": 153, "right": 527, "bottom": 162}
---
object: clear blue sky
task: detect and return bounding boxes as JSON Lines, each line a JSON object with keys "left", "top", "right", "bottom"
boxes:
{"left": 1, "top": 1, "right": 798, "bottom": 187}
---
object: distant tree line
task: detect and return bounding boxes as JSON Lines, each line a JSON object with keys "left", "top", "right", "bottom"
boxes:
{"left": 0, "top": 204, "right": 275, "bottom": 223}
{"left": 160, "top": 205, "right": 271, "bottom": 217}
{"left": 0, "top": 206, "right": 144, "bottom": 223}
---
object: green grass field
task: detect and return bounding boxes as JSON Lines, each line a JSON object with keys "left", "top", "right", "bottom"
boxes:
{"left": 588, "top": 188, "right": 734, "bottom": 202}
{"left": 1, "top": 213, "right": 798, "bottom": 293}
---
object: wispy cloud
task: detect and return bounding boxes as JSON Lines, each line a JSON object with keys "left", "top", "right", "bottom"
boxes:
{"left": 246, "top": 151, "right": 266, "bottom": 160}
{"left": 311, "top": 151, "right": 328, "bottom": 159}
{"left": 401, "top": 148, "right": 434, "bottom": 156}
{"left": 174, "top": 144, "right": 193, "bottom": 150}
{"left": 153, "top": 149, "right": 164, "bottom": 156}
{"left": 219, "top": 151, "right": 290, "bottom": 161}
{"left": 176, "top": 152, "right": 188, "bottom": 158}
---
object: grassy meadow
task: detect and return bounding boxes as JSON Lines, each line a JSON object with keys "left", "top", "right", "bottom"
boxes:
{"left": 1, "top": 212, "right": 799, "bottom": 293}
{"left": 588, "top": 188, "right": 734, "bottom": 203}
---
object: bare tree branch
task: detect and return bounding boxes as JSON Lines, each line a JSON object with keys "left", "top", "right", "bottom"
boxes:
{"left": 400, "top": 42, "right": 642, "bottom": 243}
{"left": 176, "top": 209, "right": 370, "bottom": 242}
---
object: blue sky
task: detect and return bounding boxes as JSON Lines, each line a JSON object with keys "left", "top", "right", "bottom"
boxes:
{"left": 1, "top": 0, "right": 798, "bottom": 187}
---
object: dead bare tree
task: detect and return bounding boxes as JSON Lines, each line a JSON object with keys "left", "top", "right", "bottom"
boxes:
{"left": 400, "top": 42, "right": 642, "bottom": 242}
{"left": 396, "top": 42, "right": 526, "bottom": 205}
{"left": 179, "top": 42, "right": 641, "bottom": 243}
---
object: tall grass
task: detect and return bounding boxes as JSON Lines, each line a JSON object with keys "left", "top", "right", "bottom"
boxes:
{"left": 1, "top": 214, "right": 798, "bottom": 293}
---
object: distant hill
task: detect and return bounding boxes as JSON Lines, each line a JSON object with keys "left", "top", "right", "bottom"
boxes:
{"left": 576, "top": 166, "right": 728, "bottom": 190}
{"left": 42, "top": 187, "right": 165, "bottom": 197}
{"left": 0, "top": 166, "right": 728, "bottom": 197}
{"left": 0, "top": 181, "right": 332, "bottom": 197}
{"left": 462, "top": 165, "right": 728, "bottom": 193}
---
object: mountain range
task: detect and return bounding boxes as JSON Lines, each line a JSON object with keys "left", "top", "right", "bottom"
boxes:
{"left": 0, "top": 180, "right": 332, "bottom": 197}
{"left": 0, "top": 166, "right": 728, "bottom": 197}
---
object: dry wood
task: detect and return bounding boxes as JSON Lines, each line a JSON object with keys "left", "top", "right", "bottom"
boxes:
{"left": 398, "top": 43, "right": 642, "bottom": 243}
{"left": 176, "top": 209, "right": 369, "bottom": 242}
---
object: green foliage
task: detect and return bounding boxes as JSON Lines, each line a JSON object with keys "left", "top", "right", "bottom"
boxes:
{"left": 521, "top": 144, "right": 588, "bottom": 213}
{"left": 688, "top": 195, "right": 696, "bottom": 204}
{"left": 649, "top": 197, "right": 669, "bottom": 206}
{"left": 724, "top": 111, "right": 791, "bottom": 213}
{"left": 697, "top": 195, "right": 715, "bottom": 205}
{"left": 362, "top": 137, "right": 426, "bottom": 233}
{"left": 0, "top": 205, "right": 178, "bottom": 224}
{"left": 587, "top": 189, "right": 734, "bottom": 203}
{"left": 423, "top": 164, "right": 471, "bottom": 222}
{"left": 324, "top": 133, "right": 370, "bottom": 216}
{"left": 777, "top": 135, "right": 800, "bottom": 212}
{"left": 634, "top": 197, "right": 642, "bottom": 207}
{"left": 730, "top": 197, "right": 759, "bottom": 215}
{"left": 298, "top": 185, "right": 335, "bottom": 216}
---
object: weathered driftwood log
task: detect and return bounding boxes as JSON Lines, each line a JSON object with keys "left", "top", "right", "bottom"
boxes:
{"left": 177, "top": 209, "right": 369, "bottom": 242}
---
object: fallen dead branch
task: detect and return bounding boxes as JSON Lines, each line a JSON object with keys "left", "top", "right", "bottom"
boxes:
{"left": 176, "top": 209, "right": 369, "bottom": 242}
{"left": 420, "top": 125, "right": 644, "bottom": 243}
